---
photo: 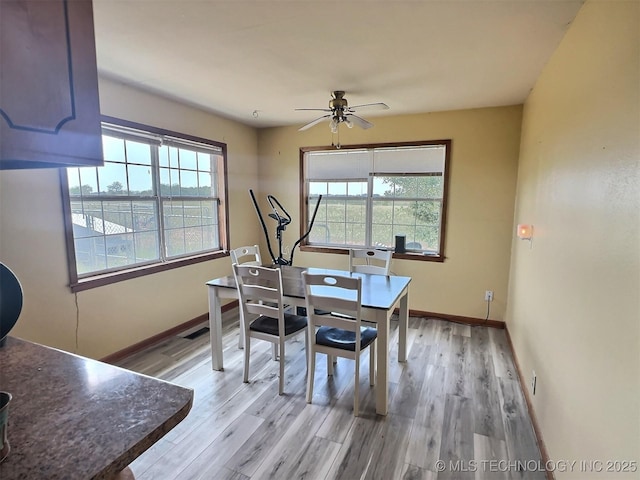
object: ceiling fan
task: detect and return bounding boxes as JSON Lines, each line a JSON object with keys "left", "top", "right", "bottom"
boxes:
{"left": 296, "top": 91, "right": 389, "bottom": 132}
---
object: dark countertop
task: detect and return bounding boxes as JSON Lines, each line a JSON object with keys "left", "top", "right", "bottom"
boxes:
{"left": 0, "top": 336, "right": 193, "bottom": 479}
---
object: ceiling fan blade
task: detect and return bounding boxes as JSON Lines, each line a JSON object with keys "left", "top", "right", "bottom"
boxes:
{"left": 298, "top": 115, "right": 331, "bottom": 131}
{"left": 346, "top": 114, "right": 374, "bottom": 130}
{"left": 348, "top": 102, "right": 389, "bottom": 112}
{"left": 295, "top": 108, "right": 332, "bottom": 112}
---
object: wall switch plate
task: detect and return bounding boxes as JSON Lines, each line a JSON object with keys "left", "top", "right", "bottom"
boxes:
{"left": 485, "top": 290, "right": 494, "bottom": 301}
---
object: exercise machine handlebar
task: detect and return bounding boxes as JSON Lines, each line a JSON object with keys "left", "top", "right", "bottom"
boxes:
{"left": 249, "top": 189, "right": 322, "bottom": 266}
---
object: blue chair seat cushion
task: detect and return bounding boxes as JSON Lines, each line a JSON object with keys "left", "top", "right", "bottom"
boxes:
{"left": 316, "top": 326, "right": 377, "bottom": 351}
{"left": 250, "top": 313, "right": 307, "bottom": 336}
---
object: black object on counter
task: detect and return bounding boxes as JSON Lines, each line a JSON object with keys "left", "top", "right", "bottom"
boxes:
{"left": 0, "top": 263, "right": 23, "bottom": 346}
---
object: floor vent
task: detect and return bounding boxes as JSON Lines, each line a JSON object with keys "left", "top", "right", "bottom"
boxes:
{"left": 183, "top": 327, "right": 210, "bottom": 340}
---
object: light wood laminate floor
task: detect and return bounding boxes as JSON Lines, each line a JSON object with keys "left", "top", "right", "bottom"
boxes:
{"left": 117, "top": 313, "right": 544, "bottom": 480}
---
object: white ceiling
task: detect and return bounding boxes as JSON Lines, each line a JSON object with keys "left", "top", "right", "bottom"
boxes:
{"left": 93, "top": 0, "right": 584, "bottom": 129}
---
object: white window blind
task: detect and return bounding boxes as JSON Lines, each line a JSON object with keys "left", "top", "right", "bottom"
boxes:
{"left": 307, "top": 145, "right": 446, "bottom": 179}
{"left": 306, "top": 149, "right": 369, "bottom": 180}
{"left": 372, "top": 145, "right": 445, "bottom": 174}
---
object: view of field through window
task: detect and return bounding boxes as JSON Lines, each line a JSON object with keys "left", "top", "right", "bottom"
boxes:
{"left": 304, "top": 143, "right": 448, "bottom": 255}
{"left": 66, "top": 126, "right": 222, "bottom": 277}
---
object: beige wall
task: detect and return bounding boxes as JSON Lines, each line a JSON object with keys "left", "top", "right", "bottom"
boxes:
{"left": 0, "top": 80, "right": 521, "bottom": 359}
{"left": 258, "top": 105, "right": 522, "bottom": 321}
{"left": 0, "top": 78, "right": 260, "bottom": 358}
{"left": 506, "top": 1, "right": 639, "bottom": 477}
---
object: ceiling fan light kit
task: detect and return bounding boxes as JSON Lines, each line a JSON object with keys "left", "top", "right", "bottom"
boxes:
{"left": 297, "top": 91, "right": 388, "bottom": 133}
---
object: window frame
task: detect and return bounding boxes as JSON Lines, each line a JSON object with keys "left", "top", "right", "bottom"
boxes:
{"left": 60, "top": 115, "right": 229, "bottom": 292}
{"left": 299, "top": 139, "right": 451, "bottom": 262}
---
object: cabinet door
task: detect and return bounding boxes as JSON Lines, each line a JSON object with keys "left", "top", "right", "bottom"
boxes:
{"left": 0, "top": 0, "right": 103, "bottom": 169}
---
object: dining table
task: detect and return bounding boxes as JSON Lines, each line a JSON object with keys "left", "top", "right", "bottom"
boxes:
{"left": 206, "top": 265, "right": 411, "bottom": 415}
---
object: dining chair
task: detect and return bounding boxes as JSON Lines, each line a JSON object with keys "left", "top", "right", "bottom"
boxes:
{"left": 230, "top": 245, "right": 262, "bottom": 266}
{"left": 344, "top": 248, "right": 393, "bottom": 332}
{"left": 349, "top": 248, "right": 392, "bottom": 275}
{"left": 302, "top": 272, "right": 377, "bottom": 416}
{"left": 230, "top": 245, "right": 265, "bottom": 349}
{"left": 233, "top": 264, "right": 308, "bottom": 395}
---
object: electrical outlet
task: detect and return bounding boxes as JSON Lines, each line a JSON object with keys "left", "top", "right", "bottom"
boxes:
{"left": 531, "top": 371, "right": 537, "bottom": 395}
{"left": 485, "top": 290, "right": 494, "bottom": 301}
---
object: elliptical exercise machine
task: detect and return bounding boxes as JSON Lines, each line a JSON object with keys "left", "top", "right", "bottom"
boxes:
{"left": 249, "top": 189, "right": 322, "bottom": 266}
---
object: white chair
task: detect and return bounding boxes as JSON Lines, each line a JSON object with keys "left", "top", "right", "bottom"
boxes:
{"left": 344, "top": 248, "right": 393, "bottom": 333}
{"left": 233, "top": 264, "right": 308, "bottom": 395}
{"left": 302, "top": 272, "right": 377, "bottom": 416}
{"left": 231, "top": 245, "right": 265, "bottom": 349}
{"left": 230, "top": 245, "right": 262, "bottom": 266}
{"left": 349, "top": 248, "right": 392, "bottom": 275}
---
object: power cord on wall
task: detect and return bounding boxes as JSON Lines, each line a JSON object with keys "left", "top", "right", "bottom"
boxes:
{"left": 74, "top": 292, "right": 80, "bottom": 353}
{"left": 484, "top": 297, "right": 491, "bottom": 323}
{"left": 424, "top": 297, "right": 492, "bottom": 329}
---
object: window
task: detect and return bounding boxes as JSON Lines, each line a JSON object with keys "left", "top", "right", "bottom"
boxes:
{"left": 301, "top": 140, "right": 450, "bottom": 261}
{"left": 61, "top": 117, "right": 228, "bottom": 291}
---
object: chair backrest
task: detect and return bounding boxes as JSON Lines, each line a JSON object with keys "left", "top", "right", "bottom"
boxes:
{"left": 303, "top": 272, "right": 362, "bottom": 337}
{"left": 348, "top": 249, "right": 392, "bottom": 275}
{"left": 230, "top": 245, "right": 262, "bottom": 266}
{"left": 233, "top": 264, "right": 285, "bottom": 334}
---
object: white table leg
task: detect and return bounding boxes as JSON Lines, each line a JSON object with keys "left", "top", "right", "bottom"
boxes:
{"left": 208, "top": 286, "right": 224, "bottom": 371}
{"left": 376, "top": 314, "right": 389, "bottom": 415}
{"left": 398, "top": 291, "right": 409, "bottom": 362}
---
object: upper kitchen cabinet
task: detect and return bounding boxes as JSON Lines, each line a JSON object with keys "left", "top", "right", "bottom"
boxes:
{"left": 0, "top": 0, "right": 103, "bottom": 169}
